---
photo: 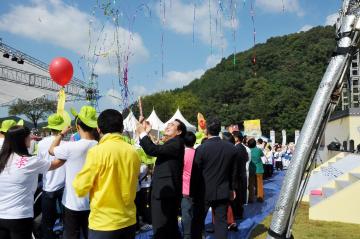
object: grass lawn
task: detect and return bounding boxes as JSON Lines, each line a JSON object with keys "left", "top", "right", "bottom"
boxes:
{"left": 250, "top": 203, "right": 360, "bottom": 239}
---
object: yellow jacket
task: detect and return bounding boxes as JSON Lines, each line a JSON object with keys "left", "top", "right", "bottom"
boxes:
{"left": 73, "top": 133, "right": 140, "bottom": 231}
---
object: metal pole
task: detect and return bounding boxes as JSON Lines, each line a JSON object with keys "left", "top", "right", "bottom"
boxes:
{"left": 267, "top": 1, "right": 360, "bottom": 237}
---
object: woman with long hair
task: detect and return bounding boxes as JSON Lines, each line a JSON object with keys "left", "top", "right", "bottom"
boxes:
{"left": 0, "top": 126, "right": 64, "bottom": 239}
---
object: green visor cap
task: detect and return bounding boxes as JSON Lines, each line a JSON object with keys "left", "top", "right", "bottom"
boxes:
{"left": 71, "top": 106, "right": 98, "bottom": 128}
{"left": 44, "top": 114, "right": 67, "bottom": 131}
{"left": 0, "top": 119, "right": 20, "bottom": 133}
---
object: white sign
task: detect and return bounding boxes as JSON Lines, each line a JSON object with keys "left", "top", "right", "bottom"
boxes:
{"left": 282, "top": 130, "right": 287, "bottom": 146}
{"left": 270, "top": 130, "right": 275, "bottom": 146}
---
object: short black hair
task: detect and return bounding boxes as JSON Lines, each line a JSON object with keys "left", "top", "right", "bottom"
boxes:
{"left": 184, "top": 131, "right": 196, "bottom": 147}
{"left": 248, "top": 138, "right": 257, "bottom": 148}
{"left": 257, "top": 138, "right": 263, "bottom": 144}
{"left": 76, "top": 117, "right": 94, "bottom": 132}
{"left": 232, "top": 131, "right": 244, "bottom": 141}
{"left": 207, "top": 117, "right": 221, "bottom": 136}
{"left": 174, "top": 119, "right": 187, "bottom": 138}
{"left": 77, "top": 117, "right": 100, "bottom": 141}
{"left": 201, "top": 137, "right": 208, "bottom": 144}
{"left": 222, "top": 132, "right": 235, "bottom": 144}
{"left": 98, "top": 109, "right": 123, "bottom": 134}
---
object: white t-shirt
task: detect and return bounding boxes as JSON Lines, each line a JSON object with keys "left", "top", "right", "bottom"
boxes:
{"left": 0, "top": 153, "right": 50, "bottom": 219}
{"left": 0, "top": 137, "right": 4, "bottom": 149}
{"left": 274, "top": 152, "right": 282, "bottom": 162}
{"left": 37, "top": 136, "right": 65, "bottom": 192}
{"left": 138, "top": 164, "right": 151, "bottom": 190}
{"left": 54, "top": 139, "right": 97, "bottom": 211}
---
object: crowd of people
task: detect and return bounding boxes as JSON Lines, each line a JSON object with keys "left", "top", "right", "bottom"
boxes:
{"left": 0, "top": 107, "right": 295, "bottom": 239}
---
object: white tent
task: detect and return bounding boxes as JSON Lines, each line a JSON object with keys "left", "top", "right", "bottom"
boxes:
{"left": 165, "top": 108, "right": 196, "bottom": 132}
{"left": 147, "top": 109, "right": 165, "bottom": 131}
{"left": 123, "top": 111, "right": 138, "bottom": 133}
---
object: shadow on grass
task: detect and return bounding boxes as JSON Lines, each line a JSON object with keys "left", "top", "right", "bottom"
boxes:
{"left": 250, "top": 223, "right": 268, "bottom": 238}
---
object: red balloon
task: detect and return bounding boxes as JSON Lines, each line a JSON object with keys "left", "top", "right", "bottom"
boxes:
{"left": 49, "top": 57, "right": 74, "bottom": 87}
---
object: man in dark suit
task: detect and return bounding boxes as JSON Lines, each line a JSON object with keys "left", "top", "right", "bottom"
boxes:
{"left": 191, "top": 118, "right": 238, "bottom": 239}
{"left": 232, "top": 131, "right": 249, "bottom": 219}
{"left": 136, "top": 118, "right": 186, "bottom": 239}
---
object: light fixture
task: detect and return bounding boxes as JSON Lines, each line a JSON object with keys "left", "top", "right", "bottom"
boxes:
{"left": 11, "top": 55, "right": 18, "bottom": 61}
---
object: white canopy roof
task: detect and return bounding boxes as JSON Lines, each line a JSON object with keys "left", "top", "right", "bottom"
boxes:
{"left": 165, "top": 108, "right": 196, "bottom": 132}
{"left": 147, "top": 109, "right": 165, "bottom": 131}
{"left": 123, "top": 111, "right": 138, "bottom": 132}
{"left": 0, "top": 81, "right": 48, "bottom": 105}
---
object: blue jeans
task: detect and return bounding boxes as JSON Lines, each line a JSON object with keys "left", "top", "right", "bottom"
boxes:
{"left": 181, "top": 196, "right": 194, "bottom": 239}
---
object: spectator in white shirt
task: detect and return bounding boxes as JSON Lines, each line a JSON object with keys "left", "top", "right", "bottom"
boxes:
{"left": 49, "top": 106, "right": 99, "bottom": 239}
{"left": 0, "top": 126, "right": 64, "bottom": 239}
{"left": 38, "top": 114, "right": 68, "bottom": 239}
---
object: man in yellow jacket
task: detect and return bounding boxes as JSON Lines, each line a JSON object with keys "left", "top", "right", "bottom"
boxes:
{"left": 73, "top": 109, "right": 140, "bottom": 239}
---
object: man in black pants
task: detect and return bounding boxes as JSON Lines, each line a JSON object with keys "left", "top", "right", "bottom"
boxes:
{"left": 232, "top": 131, "right": 249, "bottom": 220}
{"left": 38, "top": 114, "right": 67, "bottom": 239}
{"left": 137, "top": 118, "right": 186, "bottom": 239}
{"left": 191, "top": 117, "right": 238, "bottom": 239}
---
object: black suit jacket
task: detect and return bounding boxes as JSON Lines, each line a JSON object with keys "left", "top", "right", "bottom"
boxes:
{"left": 235, "top": 143, "right": 249, "bottom": 202}
{"left": 140, "top": 135, "right": 184, "bottom": 199}
{"left": 191, "top": 137, "right": 238, "bottom": 202}
{"left": 235, "top": 143, "right": 248, "bottom": 184}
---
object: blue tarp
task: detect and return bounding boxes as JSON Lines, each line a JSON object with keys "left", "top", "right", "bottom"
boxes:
{"left": 136, "top": 171, "right": 285, "bottom": 239}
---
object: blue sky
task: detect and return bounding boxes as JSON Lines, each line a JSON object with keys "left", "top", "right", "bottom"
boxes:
{"left": 0, "top": 0, "right": 341, "bottom": 117}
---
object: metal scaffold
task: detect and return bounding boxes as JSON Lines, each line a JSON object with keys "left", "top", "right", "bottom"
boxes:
{"left": 267, "top": 0, "right": 360, "bottom": 238}
{"left": 0, "top": 39, "right": 98, "bottom": 104}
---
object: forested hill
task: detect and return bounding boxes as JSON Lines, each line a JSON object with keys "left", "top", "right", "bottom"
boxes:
{"left": 130, "top": 26, "right": 336, "bottom": 137}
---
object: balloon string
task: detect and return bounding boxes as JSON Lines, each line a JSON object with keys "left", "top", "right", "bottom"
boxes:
{"left": 208, "top": 0, "right": 213, "bottom": 55}
{"left": 231, "top": 0, "right": 236, "bottom": 66}
{"left": 282, "top": 0, "right": 285, "bottom": 12}
{"left": 160, "top": 0, "right": 166, "bottom": 82}
{"left": 192, "top": 2, "right": 196, "bottom": 45}
{"left": 250, "top": 0, "right": 256, "bottom": 75}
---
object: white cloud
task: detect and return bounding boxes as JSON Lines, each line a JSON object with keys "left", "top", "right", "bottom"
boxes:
{"left": 105, "top": 89, "right": 122, "bottom": 106}
{"left": 164, "top": 69, "right": 204, "bottom": 88}
{"left": 132, "top": 85, "right": 148, "bottom": 96}
{"left": 255, "top": 0, "right": 304, "bottom": 16}
{"left": 0, "top": 0, "right": 149, "bottom": 75}
{"left": 298, "top": 24, "right": 313, "bottom": 32}
{"left": 205, "top": 54, "right": 222, "bottom": 68}
{"left": 325, "top": 13, "right": 339, "bottom": 26}
{"left": 156, "top": 0, "right": 237, "bottom": 49}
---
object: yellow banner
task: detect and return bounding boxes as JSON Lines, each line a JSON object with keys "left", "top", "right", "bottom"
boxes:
{"left": 56, "top": 88, "right": 71, "bottom": 126}
{"left": 57, "top": 88, "right": 65, "bottom": 116}
{"left": 244, "top": 119, "right": 262, "bottom": 138}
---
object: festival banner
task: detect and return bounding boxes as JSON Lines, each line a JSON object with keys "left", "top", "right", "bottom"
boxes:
{"left": 244, "top": 119, "right": 262, "bottom": 138}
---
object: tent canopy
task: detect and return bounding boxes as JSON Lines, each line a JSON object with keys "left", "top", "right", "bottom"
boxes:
{"left": 123, "top": 110, "right": 138, "bottom": 132}
{"left": 165, "top": 108, "right": 196, "bottom": 132}
{"left": 0, "top": 81, "right": 48, "bottom": 106}
{"left": 147, "top": 109, "right": 165, "bottom": 131}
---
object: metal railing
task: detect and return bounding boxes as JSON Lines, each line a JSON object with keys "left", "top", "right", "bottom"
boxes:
{"left": 0, "top": 64, "right": 84, "bottom": 97}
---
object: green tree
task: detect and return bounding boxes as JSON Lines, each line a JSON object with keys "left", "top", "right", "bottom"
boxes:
{"left": 129, "top": 26, "right": 337, "bottom": 137}
{"left": 9, "top": 98, "right": 57, "bottom": 128}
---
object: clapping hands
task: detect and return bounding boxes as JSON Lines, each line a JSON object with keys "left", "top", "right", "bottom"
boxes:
{"left": 136, "top": 116, "right": 152, "bottom": 135}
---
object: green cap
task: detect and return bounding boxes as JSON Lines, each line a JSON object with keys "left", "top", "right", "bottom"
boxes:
{"left": 0, "top": 120, "right": 18, "bottom": 133}
{"left": 71, "top": 106, "right": 98, "bottom": 128}
{"left": 44, "top": 113, "right": 67, "bottom": 131}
